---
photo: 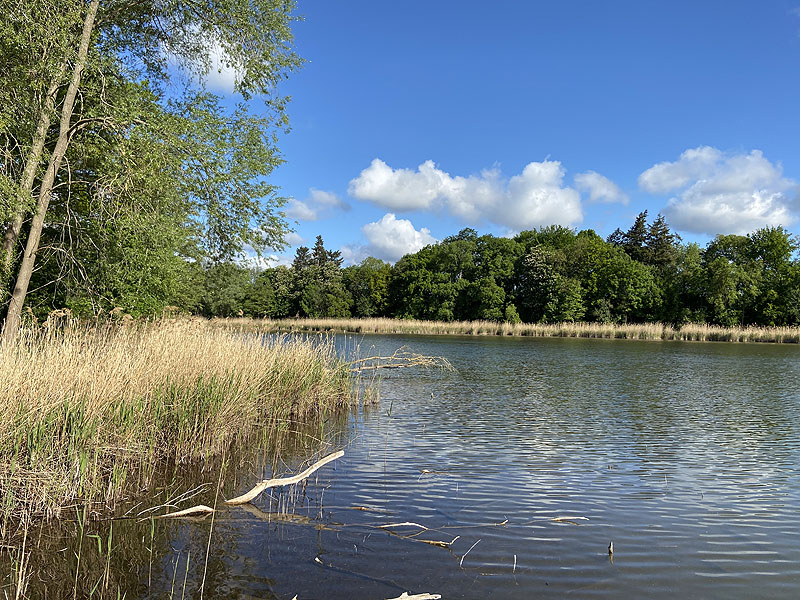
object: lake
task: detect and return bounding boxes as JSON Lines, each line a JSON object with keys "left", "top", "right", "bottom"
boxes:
{"left": 19, "top": 334, "right": 800, "bottom": 598}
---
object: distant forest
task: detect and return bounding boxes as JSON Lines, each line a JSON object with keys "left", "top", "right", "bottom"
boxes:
{"left": 186, "top": 212, "right": 798, "bottom": 327}
{"left": 16, "top": 211, "right": 800, "bottom": 327}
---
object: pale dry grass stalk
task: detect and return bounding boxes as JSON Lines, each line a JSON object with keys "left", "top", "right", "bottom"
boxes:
{"left": 0, "top": 319, "right": 351, "bottom": 534}
{"left": 219, "top": 317, "right": 800, "bottom": 344}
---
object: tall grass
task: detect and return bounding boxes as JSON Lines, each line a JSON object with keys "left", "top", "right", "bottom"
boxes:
{"left": 0, "top": 318, "right": 352, "bottom": 535}
{"left": 225, "top": 316, "right": 800, "bottom": 344}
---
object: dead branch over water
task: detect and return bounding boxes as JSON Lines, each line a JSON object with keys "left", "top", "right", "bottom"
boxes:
{"left": 225, "top": 450, "right": 344, "bottom": 505}
{"left": 157, "top": 451, "right": 345, "bottom": 517}
{"left": 348, "top": 347, "right": 454, "bottom": 373}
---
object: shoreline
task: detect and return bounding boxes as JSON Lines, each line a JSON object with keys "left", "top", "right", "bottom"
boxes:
{"left": 216, "top": 317, "right": 800, "bottom": 344}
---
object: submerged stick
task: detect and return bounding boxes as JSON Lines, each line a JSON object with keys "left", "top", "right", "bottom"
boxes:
{"left": 386, "top": 594, "right": 441, "bottom": 600}
{"left": 460, "top": 539, "right": 481, "bottom": 568}
{"left": 225, "top": 450, "right": 344, "bottom": 506}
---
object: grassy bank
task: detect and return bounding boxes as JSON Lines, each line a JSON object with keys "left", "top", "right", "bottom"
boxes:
{"left": 0, "top": 319, "right": 352, "bottom": 536}
{"left": 224, "top": 317, "right": 800, "bottom": 344}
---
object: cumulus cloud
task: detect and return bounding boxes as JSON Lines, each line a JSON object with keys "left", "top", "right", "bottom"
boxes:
{"left": 639, "top": 146, "right": 798, "bottom": 235}
{"left": 285, "top": 188, "right": 350, "bottom": 222}
{"left": 357, "top": 213, "right": 437, "bottom": 263}
{"left": 574, "top": 171, "right": 629, "bottom": 204}
{"left": 348, "top": 158, "right": 582, "bottom": 229}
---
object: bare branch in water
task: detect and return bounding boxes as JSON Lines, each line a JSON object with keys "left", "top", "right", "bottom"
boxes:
{"left": 225, "top": 450, "right": 344, "bottom": 505}
{"left": 349, "top": 347, "right": 453, "bottom": 373}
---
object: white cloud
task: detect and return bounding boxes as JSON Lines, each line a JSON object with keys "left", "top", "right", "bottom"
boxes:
{"left": 339, "top": 244, "right": 369, "bottom": 265}
{"left": 285, "top": 199, "right": 318, "bottom": 221}
{"left": 309, "top": 188, "right": 350, "bottom": 210}
{"left": 285, "top": 189, "right": 350, "bottom": 222}
{"left": 348, "top": 159, "right": 446, "bottom": 211}
{"left": 284, "top": 231, "right": 305, "bottom": 246}
{"left": 360, "top": 213, "right": 437, "bottom": 262}
{"left": 204, "top": 40, "right": 240, "bottom": 93}
{"left": 639, "top": 146, "right": 722, "bottom": 194}
{"left": 639, "top": 147, "right": 798, "bottom": 235}
{"left": 348, "top": 158, "right": 582, "bottom": 229}
{"left": 574, "top": 171, "right": 629, "bottom": 204}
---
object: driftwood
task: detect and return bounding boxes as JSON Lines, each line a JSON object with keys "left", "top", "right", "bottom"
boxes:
{"left": 225, "top": 450, "right": 344, "bottom": 505}
{"left": 386, "top": 594, "right": 442, "bottom": 600}
{"left": 156, "top": 505, "right": 215, "bottom": 519}
{"left": 156, "top": 450, "right": 344, "bottom": 518}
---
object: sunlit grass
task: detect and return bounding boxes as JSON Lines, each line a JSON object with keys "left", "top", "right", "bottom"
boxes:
{"left": 0, "top": 318, "right": 351, "bottom": 536}
{"left": 224, "top": 316, "right": 800, "bottom": 344}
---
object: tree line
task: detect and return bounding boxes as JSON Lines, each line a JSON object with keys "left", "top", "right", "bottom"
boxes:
{"left": 187, "top": 213, "right": 800, "bottom": 327}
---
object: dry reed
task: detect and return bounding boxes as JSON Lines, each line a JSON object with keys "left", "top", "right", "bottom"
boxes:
{"left": 0, "top": 318, "right": 351, "bottom": 536}
{"left": 217, "top": 317, "right": 800, "bottom": 344}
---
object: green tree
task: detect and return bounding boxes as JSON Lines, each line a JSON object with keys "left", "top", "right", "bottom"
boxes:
{"left": 290, "top": 236, "right": 351, "bottom": 318}
{"left": 241, "top": 269, "right": 277, "bottom": 318}
{"left": 200, "top": 262, "right": 251, "bottom": 317}
{"left": 343, "top": 257, "right": 392, "bottom": 317}
{"left": 608, "top": 210, "right": 650, "bottom": 263}
{"left": 1, "top": 0, "right": 301, "bottom": 341}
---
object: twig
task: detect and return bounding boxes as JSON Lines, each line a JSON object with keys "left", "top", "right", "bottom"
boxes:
{"left": 379, "top": 522, "right": 429, "bottom": 530}
{"left": 385, "top": 594, "right": 441, "bottom": 600}
{"left": 225, "top": 450, "right": 344, "bottom": 505}
{"left": 460, "top": 539, "right": 481, "bottom": 568}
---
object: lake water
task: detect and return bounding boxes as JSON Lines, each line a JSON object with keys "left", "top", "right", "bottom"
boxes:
{"left": 19, "top": 334, "right": 800, "bottom": 599}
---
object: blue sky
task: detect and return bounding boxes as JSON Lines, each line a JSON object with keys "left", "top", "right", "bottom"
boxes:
{"left": 208, "top": 1, "right": 800, "bottom": 265}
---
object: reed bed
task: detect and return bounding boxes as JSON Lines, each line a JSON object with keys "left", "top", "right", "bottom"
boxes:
{"left": 0, "top": 319, "right": 352, "bottom": 535}
{"left": 224, "top": 316, "right": 800, "bottom": 344}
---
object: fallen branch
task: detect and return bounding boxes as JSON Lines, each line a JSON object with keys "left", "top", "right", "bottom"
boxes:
{"left": 225, "top": 450, "right": 344, "bottom": 505}
{"left": 349, "top": 347, "right": 453, "bottom": 373}
{"left": 386, "top": 594, "right": 441, "bottom": 600}
{"left": 156, "top": 505, "right": 215, "bottom": 519}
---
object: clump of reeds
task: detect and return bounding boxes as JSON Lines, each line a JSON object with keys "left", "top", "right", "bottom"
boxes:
{"left": 0, "top": 318, "right": 352, "bottom": 535}
{"left": 222, "top": 316, "right": 800, "bottom": 344}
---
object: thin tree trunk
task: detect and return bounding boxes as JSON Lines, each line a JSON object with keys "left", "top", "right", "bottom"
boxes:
{"left": 1, "top": 65, "right": 66, "bottom": 274}
{"left": 1, "top": 0, "right": 100, "bottom": 343}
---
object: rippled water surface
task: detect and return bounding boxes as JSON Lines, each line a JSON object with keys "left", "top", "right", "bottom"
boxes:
{"left": 167, "top": 334, "right": 800, "bottom": 600}
{"left": 28, "top": 334, "right": 800, "bottom": 599}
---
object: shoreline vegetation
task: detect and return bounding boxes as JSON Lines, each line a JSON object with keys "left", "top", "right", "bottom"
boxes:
{"left": 222, "top": 316, "right": 800, "bottom": 344}
{"left": 0, "top": 319, "right": 352, "bottom": 539}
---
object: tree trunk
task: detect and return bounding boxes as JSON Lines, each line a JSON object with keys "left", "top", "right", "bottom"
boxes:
{"left": 1, "top": 65, "right": 66, "bottom": 274}
{"left": 1, "top": 0, "right": 100, "bottom": 343}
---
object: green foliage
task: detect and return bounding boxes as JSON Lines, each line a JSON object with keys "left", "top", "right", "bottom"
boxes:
{"left": 343, "top": 257, "right": 392, "bottom": 317}
{"left": 2, "top": 0, "right": 300, "bottom": 326}
{"left": 172, "top": 220, "right": 800, "bottom": 328}
{"left": 504, "top": 303, "right": 522, "bottom": 324}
